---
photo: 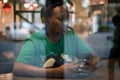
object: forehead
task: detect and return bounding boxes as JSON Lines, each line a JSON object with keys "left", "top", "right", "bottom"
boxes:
{"left": 52, "top": 6, "right": 67, "bottom": 16}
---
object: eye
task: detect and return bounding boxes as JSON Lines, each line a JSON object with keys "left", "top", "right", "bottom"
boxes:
{"left": 58, "top": 17, "right": 64, "bottom": 22}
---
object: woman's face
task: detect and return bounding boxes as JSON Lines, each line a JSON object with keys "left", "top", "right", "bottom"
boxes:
{"left": 47, "top": 6, "right": 68, "bottom": 35}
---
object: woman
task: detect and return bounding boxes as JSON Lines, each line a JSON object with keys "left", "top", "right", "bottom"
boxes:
{"left": 13, "top": 2, "right": 99, "bottom": 78}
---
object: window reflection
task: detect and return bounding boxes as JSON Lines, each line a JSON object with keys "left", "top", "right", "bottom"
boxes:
{"left": 0, "top": 0, "right": 120, "bottom": 80}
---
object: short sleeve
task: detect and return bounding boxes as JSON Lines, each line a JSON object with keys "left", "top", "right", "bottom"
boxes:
{"left": 74, "top": 33, "right": 93, "bottom": 59}
{"left": 76, "top": 34, "right": 93, "bottom": 53}
{"left": 64, "top": 31, "right": 94, "bottom": 60}
{"left": 16, "top": 40, "right": 35, "bottom": 65}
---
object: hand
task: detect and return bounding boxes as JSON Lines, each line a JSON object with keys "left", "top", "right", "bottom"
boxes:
{"left": 58, "top": 63, "right": 80, "bottom": 78}
{"left": 79, "top": 59, "right": 99, "bottom": 72}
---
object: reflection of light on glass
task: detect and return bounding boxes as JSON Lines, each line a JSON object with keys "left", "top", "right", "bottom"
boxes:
{"left": 92, "top": 15, "right": 99, "bottom": 33}
{"left": 39, "top": 0, "right": 45, "bottom": 5}
{"left": 3, "top": 0, "right": 8, "bottom": 3}
{"left": 82, "top": 0, "right": 90, "bottom": 8}
{"left": 24, "top": 2, "right": 39, "bottom": 10}
{"left": 93, "top": 10, "right": 102, "bottom": 15}
{"left": 91, "top": 0, "right": 107, "bottom": 5}
{"left": 29, "top": 6, "right": 34, "bottom": 10}
{"left": 24, "top": 3, "right": 30, "bottom": 8}
{"left": 32, "top": 3, "right": 38, "bottom": 8}
{"left": 66, "top": 2, "right": 71, "bottom": 8}
{"left": 99, "top": 1, "right": 105, "bottom": 4}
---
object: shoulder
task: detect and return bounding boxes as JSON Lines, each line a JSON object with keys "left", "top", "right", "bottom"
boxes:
{"left": 65, "top": 30, "right": 79, "bottom": 38}
{"left": 23, "top": 29, "right": 46, "bottom": 49}
{"left": 65, "top": 30, "right": 75, "bottom": 35}
{"left": 30, "top": 29, "right": 45, "bottom": 39}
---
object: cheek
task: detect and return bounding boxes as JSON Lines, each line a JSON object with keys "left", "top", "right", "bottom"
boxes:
{"left": 52, "top": 20, "right": 60, "bottom": 26}
{"left": 51, "top": 21, "right": 62, "bottom": 30}
{"left": 50, "top": 19, "right": 64, "bottom": 32}
{"left": 53, "top": 22, "right": 59, "bottom": 27}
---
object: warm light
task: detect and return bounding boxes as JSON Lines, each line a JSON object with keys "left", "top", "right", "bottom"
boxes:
{"left": 0, "top": 0, "right": 2, "bottom": 7}
{"left": 3, "top": 0, "right": 8, "bottom": 3}
{"left": 24, "top": 2, "right": 39, "bottom": 10}
{"left": 90, "top": 0, "right": 107, "bottom": 5}
{"left": 24, "top": 3, "right": 30, "bottom": 8}
{"left": 93, "top": 10, "right": 102, "bottom": 15}
{"left": 99, "top": 1, "right": 105, "bottom": 4}
{"left": 32, "top": 3, "right": 38, "bottom": 8}
{"left": 29, "top": 6, "right": 34, "bottom": 10}
{"left": 2, "top": 3, "right": 11, "bottom": 12}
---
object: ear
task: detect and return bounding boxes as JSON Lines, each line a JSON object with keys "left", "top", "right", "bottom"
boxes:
{"left": 45, "top": 18, "right": 50, "bottom": 24}
{"left": 41, "top": 6, "right": 46, "bottom": 23}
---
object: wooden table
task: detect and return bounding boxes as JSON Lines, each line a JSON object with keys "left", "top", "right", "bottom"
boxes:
{"left": 0, "top": 59, "right": 120, "bottom": 80}
{"left": 13, "top": 76, "right": 81, "bottom": 80}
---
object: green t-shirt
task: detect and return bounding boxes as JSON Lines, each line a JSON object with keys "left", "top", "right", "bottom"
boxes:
{"left": 45, "top": 35, "right": 64, "bottom": 55}
{"left": 16, "top": 30, "right": 93, "bottom": 67}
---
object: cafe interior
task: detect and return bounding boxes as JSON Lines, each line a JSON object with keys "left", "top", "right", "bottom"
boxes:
{"left": 0, "top": 0, "right": 120, "bottom": 80}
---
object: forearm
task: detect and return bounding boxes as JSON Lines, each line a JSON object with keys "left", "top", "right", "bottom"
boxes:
{"left": 46, "top": 67, "right": 64, "bottom": 78}
{"left": 13, "top": 62, "right": 46, "bottom": 77}
{"left": 13, "top": 62, "right": 63, "bottom": 78}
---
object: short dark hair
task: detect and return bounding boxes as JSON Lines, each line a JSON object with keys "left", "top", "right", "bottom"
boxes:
{"left": 44, "top": 0, "right": 64, "bottom": 19}
{"left": 46, "top": 0, "right": 64, "bottom": 8}
{"left": 41, "top": 0, "right": 69, "bottom": 23}
{"left": 44, "top": 3, "right": 63, "bottom": 19}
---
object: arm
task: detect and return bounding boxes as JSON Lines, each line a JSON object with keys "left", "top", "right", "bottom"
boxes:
{"left": 13, "top": 62, "right": 62, "bottom": 78}
{"left": 13, "top": 34, "right": 82, "bottom": 78}
{"left": 13, "top": 62, "right": 80, "bottom": 78}
{"left": 13, "top": 40, "right": 64, "bottom": 78}
{"left": 74, "top": 33, "right": 99, "bottom": 68}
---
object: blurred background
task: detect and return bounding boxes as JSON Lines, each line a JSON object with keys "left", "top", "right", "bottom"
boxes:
{"left": 0, "top": 0, "right": 120, "bottom": 80}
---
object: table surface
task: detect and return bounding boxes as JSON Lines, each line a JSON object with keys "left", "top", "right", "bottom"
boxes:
{"left": 0, "top": 59, "right": 120, "bottom": 80}
{"left": 13, "top": 77, "right": 82, "bottom": 80}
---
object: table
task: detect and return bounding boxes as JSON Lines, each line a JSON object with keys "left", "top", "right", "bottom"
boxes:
{"left": 13, "top": 73, "right": 106, "bottom": 80}
{"left": 0, "top": 59, "right": 120, "bottom": 80}
{"left": 13, "top": 76, "right": 81, "bottom": 80}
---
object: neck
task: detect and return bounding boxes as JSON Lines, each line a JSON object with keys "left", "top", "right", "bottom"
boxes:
{"left": 46, "top": 32, "right": 61, "bottom": 43}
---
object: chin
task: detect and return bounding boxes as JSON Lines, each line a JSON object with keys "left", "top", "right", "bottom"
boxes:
{"left": 59, "top": 31, "right": 65, "bottom": 35}
{"left": 56, "top": 30, "right": 65, "bottom": 35}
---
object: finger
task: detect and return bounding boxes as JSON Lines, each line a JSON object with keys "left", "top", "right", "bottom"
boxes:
{"left": 71, "top": 64, "right": 80, "bottom": 73}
